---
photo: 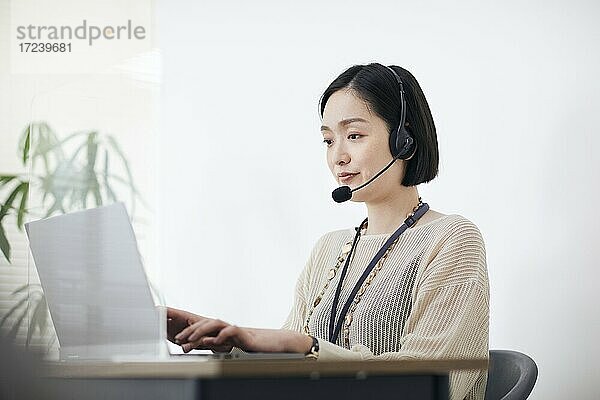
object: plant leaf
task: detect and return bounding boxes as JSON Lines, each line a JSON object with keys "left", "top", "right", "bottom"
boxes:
{"left": 65, "top": 140, "right": 89, "bottom": 167}
{"left": 31, "top": 122, "right": 60, "bottom": 158}
{"left": 0, "top": 181, "right": 27, "bottom": 221}
{"left": 22, "top": 125, "right": 31, "bottom": 165}
{"left": 11, "top": 283, "right": 29, "bottom": 295}
{"left": 107, "top": 135, "right": 138, "bottom": 210}
{"left": 46, "top": 334, "right": 57, "bottom": 352}
{"left": 5, "top": 307, "right": 27, "bottom": 342}
{"left": 43, "top": 199, "right": 63, "bottom": 219}
{"left": 17, "top": 181, "right": 29, "bottom": 230}
{"left": 0, "top": 295, "right": 28, "bottom": 329}
{"left": 93, "top": 184, "right": 102, "bottom": 206}
{"left": 80, "top": 185, "right": 88, "bottom": 209}
{"left": 103, "top": 150, "right": 116, "bottom": 202}
{"left": 36, "top": 296, "right": 48, "bottom": 339}
{"left": 27, "top": 294, "right": 48, "bottom": 347}
{"left": 86, "top": 131, "right": 98, "bottom": 170}
{"left": 28, "top": 122, "right": 62, "bottom": 172}
{"left": 84, "top": 132, "right": 102, "bottom": 206}
{"left": 0, "top": 223, "right": 10, "bottom": 263}
{"left": 42, "top": 130, "right": 84, "bottom": 155}
{"left": 104, "top": 172, "right": 150, "bottom": 210}
{"left": 11, "top": 283, "right": 41, "bottom": 295}
{"left": 0, "top": 175, "right": 18, "bottom": 185}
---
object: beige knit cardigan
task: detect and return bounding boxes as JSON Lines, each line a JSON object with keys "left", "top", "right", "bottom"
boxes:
{"left": 282, "top": 214, "right": 490, "bottom": 400}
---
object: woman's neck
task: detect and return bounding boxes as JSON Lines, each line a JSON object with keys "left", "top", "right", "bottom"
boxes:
{"left": 364, "top": 186, "right": 421, "bottom": 235}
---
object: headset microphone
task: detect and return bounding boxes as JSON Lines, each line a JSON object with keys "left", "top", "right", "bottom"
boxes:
{"left": 331, "top": 147, "right": 408, "bottom": 203}
{"left": 331, "top": 186, "right": 352, "bottom": 203}
{"left": 331, "top": 65, "right": 415, "bottom": 204}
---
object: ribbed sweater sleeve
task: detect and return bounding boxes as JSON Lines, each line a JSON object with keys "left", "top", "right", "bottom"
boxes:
{"left": 281, "top": 234, "right": 325, "bottom": 333}
{"left": 282, "top": 217, "right": 489, "bottom": 400}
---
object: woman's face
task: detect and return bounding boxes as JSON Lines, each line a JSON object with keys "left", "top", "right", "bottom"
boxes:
{"left": 321, "top": 89, "right": 406, "bottom": 203}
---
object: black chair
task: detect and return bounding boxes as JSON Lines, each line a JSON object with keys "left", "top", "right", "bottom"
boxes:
{"left": 485, "top": 350, "right": 538, "bottom": 400}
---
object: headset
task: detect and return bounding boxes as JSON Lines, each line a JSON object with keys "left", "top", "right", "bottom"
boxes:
{"left": 384, "top": 65, "right": 416, "bottom": 160}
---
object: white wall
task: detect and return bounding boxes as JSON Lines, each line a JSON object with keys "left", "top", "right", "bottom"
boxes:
{"left": 155, "top": 1, "right": 600, "bottom": 399}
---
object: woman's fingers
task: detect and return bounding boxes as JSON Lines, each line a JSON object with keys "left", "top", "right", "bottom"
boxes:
{"left": 165, "top": 310, "right": 238, "bottom": 352}
{"left": 167, "top": 308, "right": 200, "bottom": 336}
{"left": 183, "top": 335, "right": 234, "bottom": 353}
{"left": 202, "top": 325, "right": 254, "bottom": 351}
{"left": 167, "top": 307, "right": 205, "bottom": 327}
{"left": 166, "top": 307, "right": 178, "bottom": 318}
{"left": 175, "top": 319, "right": 209, "bottom": 343}
{"left": 176, "top": 318, "right": 229, "bottom": 344}
{"left": 210, "top": 325, "right": 243, "bottom": 346}
{"left": 181, "top": 340, "right": 213, "bottom": 353}
{"left": 181, "top": 325, "right": 229, "bottom": 353}
{"left": 166, "top": 307, "right": 188, "bottom": 321}
{"left": 188, "top": 319, "right": 229, "bottom": 342}
{"left": 167, "top": 316, "right": 192, "bottom": 342}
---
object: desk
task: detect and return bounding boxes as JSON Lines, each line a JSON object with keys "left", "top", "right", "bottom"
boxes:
{"left": 40, "top": 358, "right": 487, "bottom": 400}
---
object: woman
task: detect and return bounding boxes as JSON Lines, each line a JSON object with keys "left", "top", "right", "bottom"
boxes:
{"left": 168, "top": 63, "right": 489, "bottom": 400}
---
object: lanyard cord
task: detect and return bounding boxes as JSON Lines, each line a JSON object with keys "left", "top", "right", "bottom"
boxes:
{"left": 328, "top": 202, "right": 430, "bottom": 344}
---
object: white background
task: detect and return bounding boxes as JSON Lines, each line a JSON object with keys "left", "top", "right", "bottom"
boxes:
{"left": 157, "top": 1, "right": 599, "bottom": 399}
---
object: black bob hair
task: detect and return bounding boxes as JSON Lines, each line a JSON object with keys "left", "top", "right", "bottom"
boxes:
{"left": 318, "top": 63, "right": 439, "bottom": 187}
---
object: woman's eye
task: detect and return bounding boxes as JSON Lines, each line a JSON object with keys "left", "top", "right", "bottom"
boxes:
{"left": 323, "top": 139, "right": 333, "bottom": 146}
{"left": 348, "top": 133, "right": 361, "bottom": 140}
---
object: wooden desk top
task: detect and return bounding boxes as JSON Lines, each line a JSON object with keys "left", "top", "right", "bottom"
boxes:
{"left": 41, "top": 358, "right": 488, "bottom": 379}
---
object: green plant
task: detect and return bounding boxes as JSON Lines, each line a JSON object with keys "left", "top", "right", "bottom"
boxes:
{"left": 0, "top": 121, "right": 142, "bottom": 347}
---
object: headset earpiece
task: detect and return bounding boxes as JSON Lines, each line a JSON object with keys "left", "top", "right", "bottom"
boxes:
{"left": 389, "top": 125, "right": 414, "bottom": 160}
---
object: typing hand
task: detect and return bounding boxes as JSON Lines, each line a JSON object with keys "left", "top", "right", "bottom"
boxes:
{"left": 173, "top": 316, "right": 235, "bottom": 353}
{"left": 166, "top": 307, "right": 206, "bottom": 343}
{"left": 175, "top": 321, "right": 313, "bottom": 355}
{"left": 167, "top": 307, "right": 233, "bottom": 353}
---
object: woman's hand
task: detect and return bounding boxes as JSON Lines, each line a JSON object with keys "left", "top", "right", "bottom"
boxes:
{"left": 167, "top": 307, "right": 234, "bottom": 353}
{"left": 166, "top": 307, "right": 205, "bottom": 343}
{"left": 174, "top": 318, "right": 314, "bottom": 355}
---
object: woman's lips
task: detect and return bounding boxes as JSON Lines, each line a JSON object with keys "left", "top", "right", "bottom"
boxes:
{"left": 339, "top": 173, "right": 359, "bottom": 183}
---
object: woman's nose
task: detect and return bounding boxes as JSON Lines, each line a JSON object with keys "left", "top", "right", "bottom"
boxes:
{"left": 332, "top": 143, "right": 350, "bottom": 166}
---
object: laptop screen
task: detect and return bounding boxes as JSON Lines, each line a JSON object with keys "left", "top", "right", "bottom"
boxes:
{"left": 25, "top": 202, "right": 162, "bottom": 360}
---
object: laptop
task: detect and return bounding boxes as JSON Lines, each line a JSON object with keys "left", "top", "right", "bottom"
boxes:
{"left": 25, "top": 202, "right": 304, "bottom": 362}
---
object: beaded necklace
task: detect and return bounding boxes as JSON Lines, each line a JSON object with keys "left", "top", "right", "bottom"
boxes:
{"left": 303, "top": 198, "right": 428, "bottom": 347}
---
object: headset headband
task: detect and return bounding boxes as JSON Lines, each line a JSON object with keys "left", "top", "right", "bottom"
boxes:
{"left": 384, "top": 66, "right": 407, "bottom": 133}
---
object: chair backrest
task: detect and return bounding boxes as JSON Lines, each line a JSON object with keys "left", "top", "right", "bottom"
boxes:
{"left": 485, "top": 350, "right": 538, "bottom": 400}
